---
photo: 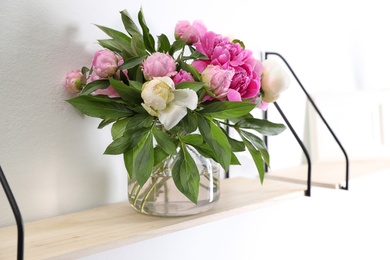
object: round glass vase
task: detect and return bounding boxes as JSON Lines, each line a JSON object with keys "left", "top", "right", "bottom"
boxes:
{"left": 128, "top": 148, "right": 220, "bottom": 217}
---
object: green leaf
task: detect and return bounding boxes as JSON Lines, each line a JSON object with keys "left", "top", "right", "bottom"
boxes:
{"left": 181, "top": 110, "right": 198, "bottom": 133}
{"left": 227, "top": 150, "right": 240, "bottom": 166}
{"left": 135, "top": 66, "right": 144, "bottom": 82}
{"left": 197, "top": 115, "right": 231, "bottom": 171}
{"left": 180, "top": 134, "right": 203, "bottom": 146}
{"left": 104, "top": 127, "right": 149, "bottom": 155}
{"left": 169, "top": 39, "right": 187, "bottom": 56}
{"left": 129, "top": 80, "right": 143, "bottom": 92}
{"left": 81, "top": 66, "right": 89, "bottom": 75}
{"left": 191, "top": 143, "right": 217, "bottom": 161}
{"left": 120, "top": 10, "right": 141, "bottom": 36}
{"left": 80, "top": 79, "right": 110, "bottom": 95}
{"left": 95, "top": 25, "right": 133, "bottom": 55}
{"left": 157, "top": 34, "right": 171, "bottom": 53}
{"left": 98, "top": 119, "right": 116, "bottom": 129}
{"left": 232, "top": 39, "right": 245, "bottom": 49}
{"left": 172, "top": 145, "right": 200, "bottom": 204}
{"left": 97, "top": 39, "right": 123, "bottom": 53}
{"left": 109, "top": 78, "right": 143, "bottom": 106}
{"left": 236, "top": 118, "right": 286, "bottom": 136}
{"left": 130, "top": 34, "right": 148, "bottom": 57}
{"left": 123, "top": 149, "right": 135, "bottom": 179}
{"left": 225, "top": 132, "right": 245, "bottom": 152}
{"left": 138, "top": 8, "right": 156, "bottom": 53}
{"left": 67, "top": 95, "right": 133, "bottom": 120}
{"left": 228, "top": 113, "right": 254, "bottom": 124}
{"left": 126, "top": 114, "right": 154, "bottom": 129}
{"left": 191, "top": 141, "right": 236, "bottom": 167}
{"left": 119, "top": 55, "right": 147, "bottom": 70}
{"left": 119, "top": 70, "right": 129, "bottom": 85}
{"left": 124, "top": 114, "right": 154, "bottom": 130}
{"left": 153, "top": 146, "right": 169, "bottom": 167}
{"left": 131, "top": 105, "right": 148, "bottom": 114}
{"left": 241, "top": 135, "right": 265, "bottom": 183}
{"left": 152, "top": 126, "right": 178, "bottom": 155}
{"left": 133, "top": 132, "right": 154, "bottom": 186}
{"left": 175, "top": 81, "right": 205, "bottom": 92}
{"left": 200, "top": 101, "right": 256, "bottom": 120}
{"left": 240, "top": 130, "right": 270, "bottom": 166}
{"left": 95, "top": 24, "right": 132, "bottom": 43}
{"left": 111, "top": 118, "right": 130, "bottom": 139}
{"left": 230, "top": 153, "right": 241, "bottom": 165}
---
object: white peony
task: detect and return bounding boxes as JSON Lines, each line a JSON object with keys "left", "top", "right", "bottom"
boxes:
{"left": 261, "top": 59, "right": 290, "bottom": 103}
{"left": 141, "top": 76, "right": 198, "bottom": 130}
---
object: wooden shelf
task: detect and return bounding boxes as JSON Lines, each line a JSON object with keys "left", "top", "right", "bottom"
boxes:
{"left": 266, "top": 158, "right": 390, "bottom": 189}
{"left": 0, "top": 177, "right": 304, "bottom": 260}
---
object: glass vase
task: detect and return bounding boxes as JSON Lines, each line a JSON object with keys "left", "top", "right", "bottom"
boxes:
{"left": 128, "top": 147, "right": 220, "bottom": 217}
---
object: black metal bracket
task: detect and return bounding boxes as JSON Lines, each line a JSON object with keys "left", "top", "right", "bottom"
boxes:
{"left": 0, "top": 165, "right": 24, "bottom": 260}
{"left": 264, "top": 52, "right": 349, "bottom": 192}
{"left": 265, "top": 103, "right": 312, "bottom": 197}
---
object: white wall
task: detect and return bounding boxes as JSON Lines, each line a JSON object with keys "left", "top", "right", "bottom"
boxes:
{"left": 1, "top": 0, "right": 389, "bottom": 227}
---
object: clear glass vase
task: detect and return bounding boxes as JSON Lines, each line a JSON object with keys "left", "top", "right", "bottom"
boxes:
{"left": 128, "top": 147, "right": 220, "bottom": 217}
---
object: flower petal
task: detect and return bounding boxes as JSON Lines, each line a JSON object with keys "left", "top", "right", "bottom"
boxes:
{"left": 171, "top": 89, "right": 198, "bottom": 110}
{"left": 158, "top": 104, "right": 187, "bottom": 130}
{"left": 154, "top": 76, "right": 175, "bottom": 90}
{"left": 258, "top": 101, "right": 269, "bottom": 110}
{"left": 241, "top": 80, "right": 260, "bottom": 99}
{"left": 141, "top": 103, "right": 158, "bottom": 116}
{"left": 227, "top": 89, "right": 242, "bottom": 102}
{"left": 192, "top": 60, "right": 209, "bottom": 73}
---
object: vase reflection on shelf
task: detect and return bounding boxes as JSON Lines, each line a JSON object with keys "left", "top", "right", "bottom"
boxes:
{"left": 128, "top": 147, "right": 220, "bottom": 217}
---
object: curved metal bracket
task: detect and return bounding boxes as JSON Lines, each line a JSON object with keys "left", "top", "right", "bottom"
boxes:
{"left": 264, "top": 52, "right": 349, "bottom": 191}
{"left": 273, "top": 102, "right": 312, "bottom": 196}
{"left": 0, "top": 165, "right": 24, "bottom": 259}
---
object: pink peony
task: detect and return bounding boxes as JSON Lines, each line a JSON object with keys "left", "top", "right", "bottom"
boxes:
{"left": 142, "top": 52, "right": 177, "bottom": 81}
{"left": 172, "top": 70, "right": 195, "bottom": 85}
{"left": 64, "top": 70, "right": 86, "bottom": 93}
{"left": 175, "top": 20, "right": 207, "bottom": 44}
{"left": 201, "top": 65, "right": 235, "bottom": 99}
{"left": 193, "top": 31, "right": 230, "bottom": 60}
{"left": 92, "top": 49, "right": 120, "bottom": 78}
{"left": 89, "top": 53, "right": 126, "bottom": 98}
{"left": 228, "top": 63, "right": 260, "bottom": 101}
{"left": 194, "top": 31, "right": 263, "bottom": 102}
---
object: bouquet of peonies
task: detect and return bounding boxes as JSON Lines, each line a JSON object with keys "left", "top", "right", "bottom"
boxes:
{"left": 64, "top": 8, "right": 289, "bottom": 203}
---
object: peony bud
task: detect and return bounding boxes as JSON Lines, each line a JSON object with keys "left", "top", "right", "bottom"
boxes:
{"left": 64, "top": 70, "right": 86, "bottom": 93}
{"left": 141, "top": 52, "right": 177, "bottom": 81}
{"left": 261, "top": 59, "right": 290, "bottom": 103}
{"left": 92, "top": 49, "right": 120, "bottom": 78}
{"left": 201, "top": 65, "right": 235, "bottom": 99}
{"left": 172, "top": 69, "right": 195, "bottom": 85}
{"left": 174, "top": 20, "right": 207, "bottom": 44}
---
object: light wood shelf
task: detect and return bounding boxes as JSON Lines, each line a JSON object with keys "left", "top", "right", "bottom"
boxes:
{"left": 0, "top": 177, "right": 305, "bottom": 260}
{"left": 266, "top": 158, "right": 390, "bottom": 189}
